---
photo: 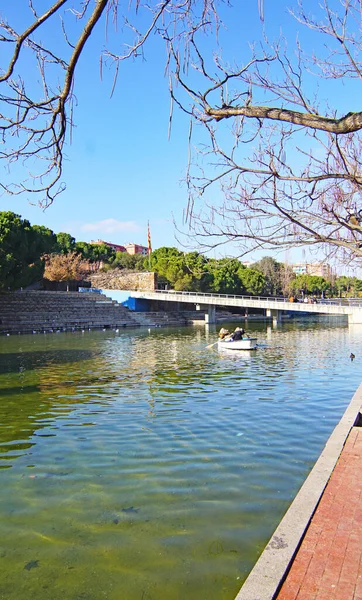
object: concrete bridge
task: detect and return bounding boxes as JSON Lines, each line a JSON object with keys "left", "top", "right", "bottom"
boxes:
{"left": 130, "top": 290, "right": 362, "bottom": 325}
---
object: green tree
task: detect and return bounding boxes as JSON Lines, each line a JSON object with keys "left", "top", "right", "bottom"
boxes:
{"left": 150, "top": 247, "right": 184, "bottom": 288}
{"left": 31, "top": 226, "right": 57, "bottom": 257}
{"left": 90, "top": 243, "right": 116, "bottom": 262}
{"left": 290, "top": 275, "right": 330, "bottom": 297}
{"left": 74, "top": 241, "right": 116, "bottom": 263}
{"left": 353, "top": 278, "right": 362, "bottom": 294}
{"left": 183, "top": 251, "right": 211, "bottom": 291}
{"left": 0, "top": 212, "right": 44, "bottom": 289}
{"left": 164, "top": 258, "right": 192, "bottom": 290}
{"left": 150, "top": 247, "right": 269, "bottom": 294}
{"left": 334, "top": 276, "right": 353, "bottom": 298}
{"left": 208, "top": 258, "right": 244, "bottom": 295}
{"left": 239, "top": 267, "right": 266, "bottom": 296}
{"left": 172, "top": 273, "right": 194, "bottom": 291}
{"left": 290, "top": 275, "right": 308, "bottom": 297}
{"left": 334, "top": 276, "right": 362, "bottom": 297}
{"left": 74, "top": 242, "right": 93, "bottom": 260}
{"left": 55, "top": 232, "right": 76, "bottom": 254}
{"left": 307, "top": 276, "right": 330, "bottom": 296}
{"left": 111, "top": 252, "right": 146, "bottom": 270}
{"left": 150, "top": 247, "right": 210, "bottom": 290}
{"left": 150, "top": 247, "right": 182, "bottom": 273}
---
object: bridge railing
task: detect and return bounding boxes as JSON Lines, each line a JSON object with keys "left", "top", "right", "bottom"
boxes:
{"left": 150, "top": 290, "right": 362, "bottom": 307}
{"left": 154, "top": 290, "right": 288, "bottom": 303}
{"left": 319, "top": 298, "right": 362, "bottom": 307}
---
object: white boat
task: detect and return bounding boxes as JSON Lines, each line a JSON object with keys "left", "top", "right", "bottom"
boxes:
{"left": 217, "top": 337, "right": 257, "bottom": 350}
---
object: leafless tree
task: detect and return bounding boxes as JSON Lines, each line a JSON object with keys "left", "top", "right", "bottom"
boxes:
{"left": 2, "top": 0, "right": 362, "bottom": 264}
{"left": 0, "top": 0, "right": 222, "bottom": 206}
{"left": 168, "top": 0, "right": 362, "bottom": 264}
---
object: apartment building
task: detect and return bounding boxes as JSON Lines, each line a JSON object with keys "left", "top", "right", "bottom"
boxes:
{"left": 291, "top": 262, "right": 332, "bottom": 278}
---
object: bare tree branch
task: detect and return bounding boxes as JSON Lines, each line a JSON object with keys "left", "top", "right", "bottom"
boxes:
{"left": 0, "top": 0, "right": 68, "bottom": 83}
{"left": 0, "top": 0, "right": 224, "bottom": 207}
{"left": 204, "top": 105, "right": 362, "bottom": 134}
{"left": 1, "top": 0, "right": 362, "bottom": 265}
{"left": 167, "top": 0, "right": 362, "bottom": 264}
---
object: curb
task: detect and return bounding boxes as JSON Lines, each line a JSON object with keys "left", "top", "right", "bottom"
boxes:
{"left": 235, "top": 383, "right": 362, "bottom": 600}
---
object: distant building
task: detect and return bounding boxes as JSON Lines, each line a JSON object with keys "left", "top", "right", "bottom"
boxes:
{"left": 291, "top": 262, "right": 332, "bottom": 278}
{"left": 124, "top": 243, "right": 148, "bottom": 256}
{"left": 91, "top": 239, "right": 148, "bottom": 256}
{"left": 91, "top": 239, "right": 127, "bottom": 253}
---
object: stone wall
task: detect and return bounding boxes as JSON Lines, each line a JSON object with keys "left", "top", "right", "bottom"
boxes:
{"left": 88, "top": 270, "right": 157, "bottom": 291}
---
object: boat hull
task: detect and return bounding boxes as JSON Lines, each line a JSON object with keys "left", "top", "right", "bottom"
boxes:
{"left": 218, "top": 338, "right": 257, "bottom": 350}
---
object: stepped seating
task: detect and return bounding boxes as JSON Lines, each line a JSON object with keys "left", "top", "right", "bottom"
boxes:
{"left": 0, "top": 291, "right": 196, "bottom": 334}
{"left": 0, "top": 291, "right": 140, "bottom": 334}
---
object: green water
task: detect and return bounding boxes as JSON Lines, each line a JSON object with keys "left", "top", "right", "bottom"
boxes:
{"left": 0, "top": 321, "right": 361, "bottom": 599}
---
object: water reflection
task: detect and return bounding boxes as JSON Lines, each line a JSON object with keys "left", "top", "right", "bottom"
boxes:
{"left": 0, "top": 321, "right": 360, "bottom": 600}
{"left": 0, "top": 349, "right": 95, "bottom": 375}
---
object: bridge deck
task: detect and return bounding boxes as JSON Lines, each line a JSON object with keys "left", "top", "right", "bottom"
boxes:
{"left": 130, "top": 290, "right": 362, "bottom": 322}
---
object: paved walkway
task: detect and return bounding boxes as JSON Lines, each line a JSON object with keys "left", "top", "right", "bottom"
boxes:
{"left": 276, "top": 426, "right": 362, "bottom": 600}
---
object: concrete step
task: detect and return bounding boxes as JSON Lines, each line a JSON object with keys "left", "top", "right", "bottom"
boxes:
{"left": 0, "top": 291, "right": 195, "bottom": 334}
{"left": 0, "top": 291, "right": 140, "bottom": 334}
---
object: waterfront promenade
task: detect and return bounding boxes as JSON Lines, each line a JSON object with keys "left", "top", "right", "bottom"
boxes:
{"left": 277, "top": 425, "right": 362, "bottom": 600}
{"left": 236, "top": 385, "right": 362, "bottom": 600}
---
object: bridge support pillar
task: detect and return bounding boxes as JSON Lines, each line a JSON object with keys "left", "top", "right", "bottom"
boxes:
{"left": 266, "top": 308, "right": 282, "bottom": 325}
{"left": 205, "top": 305, "right": 216, "bottom": 325}
{"left": 348, "top": 310, "right": 362, "bottom": 325}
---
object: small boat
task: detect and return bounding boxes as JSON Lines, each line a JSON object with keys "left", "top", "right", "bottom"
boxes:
{"left": 217, "top": 337, "right": 257, "bottom": 350}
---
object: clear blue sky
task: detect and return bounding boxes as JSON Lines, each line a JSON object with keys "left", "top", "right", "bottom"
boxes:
{"left": 0, "top": 0, "right": 357, "bottom": 271}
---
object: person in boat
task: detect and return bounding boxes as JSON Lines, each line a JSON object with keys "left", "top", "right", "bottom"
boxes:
{"left": 219, "top": 327, "right": 230, "bottom": 339}
{"left": 231, "top": 327, "right": 245, "bottom": 341}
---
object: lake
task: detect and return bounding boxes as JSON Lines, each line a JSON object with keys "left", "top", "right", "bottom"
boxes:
{"left": 0, "top": 318, "right": 361, "bottom": 600}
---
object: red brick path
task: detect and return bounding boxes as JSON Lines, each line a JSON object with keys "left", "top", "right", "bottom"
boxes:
{"left": 276, "top": 426, "right": 362, "bottom": 600}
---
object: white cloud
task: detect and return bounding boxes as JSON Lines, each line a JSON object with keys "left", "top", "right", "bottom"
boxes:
{"left": 80, "top": 219, "right": 141, "bottom": 234}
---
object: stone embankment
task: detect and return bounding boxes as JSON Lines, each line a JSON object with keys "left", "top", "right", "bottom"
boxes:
{"left": 0, "top": 291, "right": 189, "bottom": 335}
{"left": 89, "top": 269, "right": 156, "bottom": 291}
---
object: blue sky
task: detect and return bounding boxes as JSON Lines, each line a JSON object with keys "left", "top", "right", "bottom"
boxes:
{"left": 2, "top": 0, "right": 190, "bottom": 250}
{"left": 1, "top": 0, "right": 357, "bottom": 270}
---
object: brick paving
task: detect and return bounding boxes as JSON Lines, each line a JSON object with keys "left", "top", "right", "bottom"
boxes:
{"left": 276, "top": 426, "right": 362, "bottom": 600}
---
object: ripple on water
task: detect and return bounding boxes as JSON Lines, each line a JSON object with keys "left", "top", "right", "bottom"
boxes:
{"left": 0, "top": 321, "right": 361, "bottom": 600}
